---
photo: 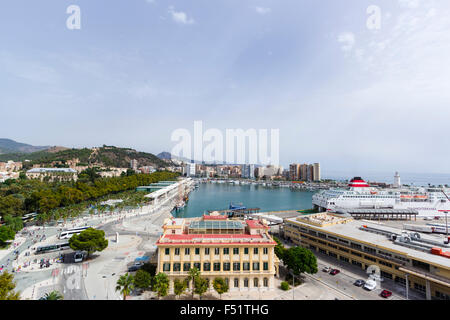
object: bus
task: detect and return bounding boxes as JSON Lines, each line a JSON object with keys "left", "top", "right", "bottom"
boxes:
{"left": 35, "top": 242, "right": 70, "bottom": 254}
{"left": 58, "top": 226, "right": 92, "bottom": 239}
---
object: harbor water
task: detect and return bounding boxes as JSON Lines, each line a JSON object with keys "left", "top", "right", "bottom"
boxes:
{"left": 173, "top": 183, "right": 315, "bottom": 218}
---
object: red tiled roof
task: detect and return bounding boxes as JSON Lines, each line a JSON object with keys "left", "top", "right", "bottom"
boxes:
{"left": 156, "top": 233, "right": 276, "bottom": 245}
{"left": 245, "top": 219, "right": 268, "bottom": 229}
{"left": 202, "top": 214, "right": 228, "bottom": 220}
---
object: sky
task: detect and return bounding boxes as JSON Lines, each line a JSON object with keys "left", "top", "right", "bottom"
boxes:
{"left": 1, "top": 0, "right": 450, "bottom": 176}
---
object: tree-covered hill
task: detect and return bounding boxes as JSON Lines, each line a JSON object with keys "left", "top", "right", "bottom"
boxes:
{"left": 0, "top": 138, "right": 50, "bottom": 154}
{"left": 0, "top": 145, "right": 171, "bottom": 168}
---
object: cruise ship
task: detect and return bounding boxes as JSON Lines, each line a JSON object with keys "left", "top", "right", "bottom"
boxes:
{"left": 312, "top": 174, "right": 450, "bottom": 217}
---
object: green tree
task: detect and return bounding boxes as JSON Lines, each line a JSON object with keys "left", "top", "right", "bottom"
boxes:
{"left": 194, "top": 277, "right": 209, "bottom": 300}
{"left": 3, "top": 215, "right": 23, "bottom": 232}
{"left": 283, "top": 246, "right": 318, "bottom": 276}
{"left": 173, "top": 278, "right": 187, "bottom": 299}
{"left": 273, "top": 236, "right": 286, "bottom": 261}
{"left": 0, "top": 271, "right": 20, "bottom": 300}
{"left": 0, "top": 226, "right": 15, "bottom": 246}
{"left": 0, "top": 195, "right": 24, "bottom": 217}
{"left": 68, "top": 228, "right": 108, "bottom": 259}
{"left": 134, "top": 270, "right": 151, "bottom": 291}
{"left": 115, "top": 273, "right": 135, "bottom": 300}
{"left": 187, "top": 267, "right": 200, "bottom": 298}
{"left": 154, "top": 273, "right": 169, "bottom": 299}
{"left": 212, "top": 277, "right": 229, "bottom": 299}
{"left": 41, "top": 290, "right": 64, "bottom": 300}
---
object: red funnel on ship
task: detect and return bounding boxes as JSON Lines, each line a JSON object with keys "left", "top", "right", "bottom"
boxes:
{"left": 348, "top": 177, "right": 370, "bottom": 188}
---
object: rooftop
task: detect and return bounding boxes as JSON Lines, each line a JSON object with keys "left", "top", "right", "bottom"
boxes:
{"left": 285, "top": 215, "right": 450, "bottom": 269}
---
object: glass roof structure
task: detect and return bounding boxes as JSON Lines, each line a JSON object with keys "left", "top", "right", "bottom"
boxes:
{"left": 189, "top": 220, "right": 244, "bottom": 230}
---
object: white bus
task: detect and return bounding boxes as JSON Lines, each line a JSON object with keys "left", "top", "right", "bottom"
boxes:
{"left": 58, "top": 226, "right": 92, "bottom": 239}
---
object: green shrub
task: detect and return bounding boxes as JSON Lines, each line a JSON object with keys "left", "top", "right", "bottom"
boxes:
{"left": 280, "top": 281, "right": 290, "bottom": 291}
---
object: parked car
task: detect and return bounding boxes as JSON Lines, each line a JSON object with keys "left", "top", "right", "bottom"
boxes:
{"left": 322, "top": 266, "right": 332, "bottom": 272}
{"left": 424, "top": 217, "right": 433, "bottom": 221}
{"left": 127, "top": 265, "right": 141, "bottom": 272}
{"left": 330, "top": 269, "right": 340, "bottom": 275}
{"left": 354, "top": 279, "right": 365, "bottom": 287}
{"left": 380, "top": 290, "right": 392, "bottom": 298}
{"left": 363, "top": 279, "right": 377, "bottom": 291}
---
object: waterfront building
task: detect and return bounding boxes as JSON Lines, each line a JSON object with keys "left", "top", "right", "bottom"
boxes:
{"left": 156, "top": 213, "right": 280, "bottom": 293}
{"left": 313, "top": 163, "right": 321, "bottom": 181}
{"left": 289, "top": 164, "right": 300, "bottom": 180}
{"left": 242, "top": 164, "right": 255, "bottom": 179}
{"left": 185, "top": 161, "right": 196, "bottom": 177}
{"left": 284, "top": 213, "right": 450, "bottom": 300}
{"left": 394, "top": 172, "right": 401, "bottom": 188}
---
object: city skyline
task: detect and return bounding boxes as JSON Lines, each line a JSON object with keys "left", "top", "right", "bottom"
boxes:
{"left": 1, "top": 1, "right": 450, "bottom": 174}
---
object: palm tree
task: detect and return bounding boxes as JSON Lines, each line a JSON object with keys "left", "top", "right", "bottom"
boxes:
{"left": 42, "top": 291, "right": 64, "bottom": 300}
{"left": 115, "top": 273, "right": 135, "bottom": 300}
{"left": 187, "top": 267, "right": 200, "bottom": 298}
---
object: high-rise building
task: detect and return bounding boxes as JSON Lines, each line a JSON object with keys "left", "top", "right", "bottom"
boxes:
{"left": 313, "top": 163, "right": 321, "bottom": 181}
{"left": 185, "top": 161, "right": 196, "bottom": 177}
{"left": 241, "top": 164, "right": 255, "bottom": 179}
{"left": 130, "top": 159, "right": 138, "bottom": 171}
{"left": 289, "top": 164, "right": 300, "bottom": 180}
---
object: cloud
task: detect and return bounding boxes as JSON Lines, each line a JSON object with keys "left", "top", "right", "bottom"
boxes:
{"left": 168, "top": 6, "right": 195, "bottom": 25}
{"left": 398, "top": 0, "right": 420, "bottom": 8}
{"left": 337, "top": 32, "right": 355, "bottom": 52}
{"left": 255, "top": 7, "right": 271, "bottom": 15}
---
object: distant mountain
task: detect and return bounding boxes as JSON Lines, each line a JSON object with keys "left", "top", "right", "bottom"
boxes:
{"left": 157, "top": 151, "right": 172, "bottom": 160}
{"left": 0, "top": 138, "right": 50, "bottom": 154}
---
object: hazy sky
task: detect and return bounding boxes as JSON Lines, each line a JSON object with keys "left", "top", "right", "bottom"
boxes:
{"left": 1, "top": 0, "right": 449, "bottom": 175}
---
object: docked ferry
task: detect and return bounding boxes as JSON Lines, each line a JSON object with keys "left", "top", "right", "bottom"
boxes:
{"left": 312, "top": 174, "right": 450, "bottom": 217}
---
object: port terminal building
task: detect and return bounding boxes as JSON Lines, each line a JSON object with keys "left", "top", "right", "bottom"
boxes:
{"left": 283, "top": 213, "right": 450, "bottom": 300}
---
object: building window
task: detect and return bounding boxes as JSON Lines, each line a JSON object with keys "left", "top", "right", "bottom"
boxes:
{"left": 351, "top": 260, "right": 362, "bottom": 268}
{"left": 194, "top": 263, "right": 201, "bottom": 270}
{"left": 215, "top": 248, "right": 220, "bottom": 255}
{"left": 163, "top": 263, "right": 170, "bottom": 271}
{"left": 234, "top": 278, "right": 239, "bottom": 288}
{"left": 233, "top": 248, "right": 239, "bottom": 255}
{"left": 351, "top": 251, "right": 362, "bottom": 257}
{"left": 253, "top": 262, "right": 260, "bottom": 271}
{"left": 223, "top": 248, "right": 229, "bottom": 255}
{"left": 225, "top": 278, "right": 229, "bottom": 287}
{"left": 436, "top": 291, "right": 450, "bottom": 300}
{"left": 328, "top": 252, "right": 337, "bottom": 259}
{"left": 205, "top": 248, "right": 210, "bottom": 255}
{"left": 243, "top": 262, "right": 250, "bottom": 271}
{"left": 203, "top": 263, "right": 211, "bottom": 271}
{"left": 165, "top": 248, "right": 170, "bottom": 255}
{"left": 263, "top": 278, "right": 269, "bottom": 287}
{"left": 319, "top": 248, "right": 327, "bottom": 254}
{"left": 173, "top": 263, "right": 181, "bottom": 271}
{"left": 263, "top": 262, "right": 268, "bottom": 271}
{"left": 244, "top": 278, "right": 249, "bottom": 287}
{"left": 380, "top": 271, "right": 392, "bottom": 280}
{"left": 185, "top": 248, "right": 190, "bottom": 255}
{"left": 254, "top": 278, "right": 259, "bottom": 287}
{"left": 364, "top": 255, "right": 376, "bottom": 262}
{"left": 214, "top": 263, "right": 221, "bottom": 271}
{"left": 223, "top": 263, "right": 230, "bottom": 271}
{"left": 233, "top": 262, "right": 240, "bottom": 271}
{"left": 183, "top": 263, "right": 191, "bottom": 271}
{"left": 195, "top": 248, "right": 200, "bottom": 255}
{"left": 174, "top": 248, "right": 180, "bottom": 255}
{"left": 414, "top": 283, "right": 426, "bottom": 293}
{"left": 339, "top": 256, "right": 349, "bottom": 263}
{"left": 244, "top": 248, "right": 249, "bottom": 255}
{"left": 263, "top": 248, "right": 268, "bottom": 255}
{"left": 253, "top": 248, "right": 259, "bottom": 254}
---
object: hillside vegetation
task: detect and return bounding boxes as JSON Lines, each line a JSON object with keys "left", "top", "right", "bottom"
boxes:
{"left": 0, "top": 145, "right": 170, "bottom": 168}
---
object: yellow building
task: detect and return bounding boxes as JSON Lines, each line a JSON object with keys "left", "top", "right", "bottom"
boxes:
{"left": 283, "top": 213, "right": 450, "bottom": 300}
{"left": 156, "top": 213, "right": 279, "bottom": 293}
